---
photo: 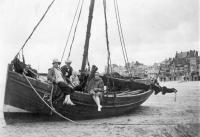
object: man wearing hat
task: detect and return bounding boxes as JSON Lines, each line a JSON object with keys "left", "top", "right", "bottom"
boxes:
{"left": 47, "top": 58, "right": 75, "bottom": 105}
{"left": 61, "top": 59, "right": 73, "bottom": 82}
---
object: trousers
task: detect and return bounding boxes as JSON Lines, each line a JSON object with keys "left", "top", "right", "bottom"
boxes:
{"left": 57, "top": 81, "right": 74, "bottom": 95}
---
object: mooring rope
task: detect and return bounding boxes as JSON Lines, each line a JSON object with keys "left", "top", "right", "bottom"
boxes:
{"left": 23, "top": 73, "right": 80, "bottom": 124}
{"left": 23, "top": 73, "right": 115, "bottom": 125}
{"left": 49, "top": 84, "right": 54, "bottom": 115}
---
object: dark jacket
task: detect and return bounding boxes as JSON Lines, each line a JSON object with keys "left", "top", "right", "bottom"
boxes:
{"left": 87, "top": 76, "right": 104, "bottom": 92}
{"left": 61, "top": 65, "right": 73, "bottom": 79}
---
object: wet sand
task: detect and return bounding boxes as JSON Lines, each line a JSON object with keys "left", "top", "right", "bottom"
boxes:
{"left": 0, "top": 81, "right": 199, "bottom": 137}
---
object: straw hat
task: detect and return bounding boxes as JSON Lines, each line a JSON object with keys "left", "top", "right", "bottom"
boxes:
{"left": 52, "top": 58, "right": 61, "bottom": 65}
{"left": 65, "top": 59, "right": 72, "bottom": 64}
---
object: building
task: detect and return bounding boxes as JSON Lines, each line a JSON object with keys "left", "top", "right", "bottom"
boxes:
{"left": 104, "top": 61, "right": 148, "bottom": 78}
{"left": 146, "top": 63, "right": 160, "bottom": 79}
{"left": 159, "top": 50, "right": 200, "bottom": 81}
{"left": 104, "top": 50, "right": 200, "bottom": 81}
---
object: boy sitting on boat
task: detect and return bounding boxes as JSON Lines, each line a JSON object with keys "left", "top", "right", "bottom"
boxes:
{"left": 47, "top": 58, "right": 75, "bottom": 105}
{"left": 61, "top": 59, "right": 73, "bottom": 83}
{"left": 86, "top": 65, "right": 104, "bottom": 111}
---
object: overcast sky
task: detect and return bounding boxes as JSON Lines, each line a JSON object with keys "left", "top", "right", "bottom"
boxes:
{"left": 0, "top": 0, "right": 199, "bottom": 73}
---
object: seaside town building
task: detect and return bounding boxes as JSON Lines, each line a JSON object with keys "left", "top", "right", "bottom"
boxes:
{"left": 104, "top": 61, "right": 148, "bottom": 78}
{"left": 104, "top": 50, "right": 199, "bottom": 81}
{"left": 159, "top": 50, "right": 200, "bottom": 81}
{"left": 146, "top": 63, "right": 160, "bottom": 79}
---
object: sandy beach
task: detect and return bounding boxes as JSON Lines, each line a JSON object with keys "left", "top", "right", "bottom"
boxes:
{"left": 0, "top": 0, "right": 198, "bottom": 136}
{"left": 0, "top": 81, "right": 199, "bottom": 137}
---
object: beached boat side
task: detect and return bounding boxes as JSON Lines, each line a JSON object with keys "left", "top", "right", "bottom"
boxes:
{"left": 4, "top": 64, "right": 153, "bottom": 119}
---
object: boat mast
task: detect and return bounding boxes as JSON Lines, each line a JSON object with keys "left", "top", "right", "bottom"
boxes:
{"left": 81, "top": 0, "right": 95, "bottom": 73}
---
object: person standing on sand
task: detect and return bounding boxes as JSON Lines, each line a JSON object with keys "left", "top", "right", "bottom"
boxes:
{"left": 47, "top": 58, "right": 75, "bottom": 105}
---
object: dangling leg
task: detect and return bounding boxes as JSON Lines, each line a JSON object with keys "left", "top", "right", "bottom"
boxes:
{"left": 96, "top": 95, "right": 102, "bottom": 111}
{"left": 63, "top": 94, "right": 75, "bottom": 105}
{"left": 59, "top": 82, "right": 75, "bottom": 105}
{"left": 63, "top": 94, "right": 69, "bottom": 104}
{"left": 92, "top": 95, "right": 97, "bottom": 104}
{"left": 92, "top": 94, "right": 102, "bottom": 111}
{"left": 67, "top": 86, "right": 75, "bottom": 105}
{"left": 67, "top": 94, "right": 75, "bottom": 105}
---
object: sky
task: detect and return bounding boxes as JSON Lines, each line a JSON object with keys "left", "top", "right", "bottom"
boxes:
{"left": 0, "top": 0, "right": 199, "bottom": 111}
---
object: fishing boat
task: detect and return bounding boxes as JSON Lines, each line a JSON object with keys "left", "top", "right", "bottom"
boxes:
{"left": 4, "top": 0, "right": 176, "bottom": 120}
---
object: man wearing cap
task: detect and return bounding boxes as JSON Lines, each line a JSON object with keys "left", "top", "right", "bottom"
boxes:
{"left": 47, "top": 58, "right": 75, "bottom": 105}
{"left": 61, "top": 59, "right": 73, "bottom": 82}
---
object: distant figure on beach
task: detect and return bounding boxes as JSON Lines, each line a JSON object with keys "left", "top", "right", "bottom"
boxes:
{"left": 61, "top": 59, "right": 73, "bottom": 83}
{"left": 47, "top": 58, "right": 75, "bottom": 105}
{"left": 86, "top": 65, "right": 104, "bottom": 111}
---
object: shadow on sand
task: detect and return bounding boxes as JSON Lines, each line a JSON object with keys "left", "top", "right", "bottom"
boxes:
{"left": 3, "top": 105, "right": 164, "bottom": 125}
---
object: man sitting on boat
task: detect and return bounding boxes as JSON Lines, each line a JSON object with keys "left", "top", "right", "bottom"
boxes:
{"left": 47, "top": 58, "right": 75, "bottom": 105}
{"left": 86, "top": 65, "right": 104, "bottom": 111}
{"left": 61, "top": 59, "right": 73, "bottom": 83}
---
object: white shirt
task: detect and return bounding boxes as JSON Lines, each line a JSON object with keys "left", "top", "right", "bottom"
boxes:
{"left": 70, "top": 74, "right": 80, "bottom": 87}
{"left": 54, "top": 68, "right": 65, "bottom": 83}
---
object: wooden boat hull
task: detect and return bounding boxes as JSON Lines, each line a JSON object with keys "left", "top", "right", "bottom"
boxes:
{"left": 4, "top": 65, "right": 153, "bottom": 119}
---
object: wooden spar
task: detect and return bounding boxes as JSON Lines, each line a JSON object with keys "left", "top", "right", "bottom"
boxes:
{"left": 103, "top": 0, "right": 111, "bottom": 74}
{"left": 81, "top": 0, "right": 95, "bottom": 73}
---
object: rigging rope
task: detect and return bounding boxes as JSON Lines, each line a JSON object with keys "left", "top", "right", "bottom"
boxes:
{"left": 15, "top": 0, "right": 56, "bottom": 58}
{"left": 115, "top": 0, "right": 129, "bottom": 66}
{"left": 113, "top": 0, "right": 131, "bottom": 76}
{"left": 67, "top": 0, "right": 84, "bottom": 59}
{"left": 60, "top": 0, "right": 82, "bottom": 64}
{"left": 113, "top": 0, "right": 127, "bottom": 67}
{"left": 103, "top": 0, "right": 112, "bottom": 74}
